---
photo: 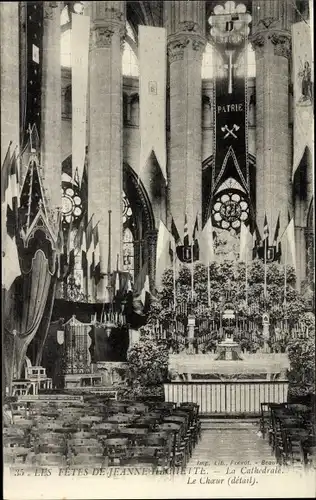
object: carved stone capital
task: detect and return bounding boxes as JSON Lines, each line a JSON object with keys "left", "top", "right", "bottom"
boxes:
{"left": 167, "top": 38, "right": 190, "bottom": 62}
{"left": 90, "top": 26, "right": 115, "bottom": 49}
{"left": 178, "top": 21, "right": 199, "bottom": 33}
{"left": 192, "top": 38, "right": 206, "bottom": 52}
{"left": 249, "top": 32, "right": 265, "bottom": 53}
{"left": 270, "top": 32, "right": 291, "bottom": 58}
{"left": 167, "top": 35, "right": 205, "bottom": 63}
{"left": 256, "top": 17, "right": 279, "bottom": 30}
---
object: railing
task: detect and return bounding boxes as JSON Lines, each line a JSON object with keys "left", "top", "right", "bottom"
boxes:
{"left": 164, "top": 380, "right": 289, "bottom": 415}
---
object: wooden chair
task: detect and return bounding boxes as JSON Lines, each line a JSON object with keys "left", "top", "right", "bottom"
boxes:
{"left": 103, "top": 437, "right": 130, "bottom": 466}
{"left": 3, "top": 447, "right": 29, "bottom": 464}
{"left": 32, "top": 453, "right": 66, "bottom": 466}
{"left": 68, "top": 453, "right": 105, "bottom": 466}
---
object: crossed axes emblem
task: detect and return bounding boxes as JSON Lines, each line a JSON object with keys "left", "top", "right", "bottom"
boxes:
{"left": 221, "top": 124, "right": 240, "bottom": 139}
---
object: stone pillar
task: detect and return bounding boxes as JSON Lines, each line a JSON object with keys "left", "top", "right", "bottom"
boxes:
{"left": 251, "top": 0, "right": 295, "bottom": 235}
{"left": 165, "top": 1, "right": 206, "bottom": 237}
{"left": 144, "top": 229, "right": 158, "bottom": 291}
{"left": 41, "top": 1, "right": 62, "bottom": 213}
{"left": 0, "top": 2, "right": 19, "bottom": 164}
{"left": 88, "top": 1, "right": 125, "bottom": 296}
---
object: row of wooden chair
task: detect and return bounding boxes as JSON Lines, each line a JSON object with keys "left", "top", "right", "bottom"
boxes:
{"left": 4, "top": 398, "right": 201, "bottom": 470}
{"left": 260, "top": 402, "right": 316, "bottom": 469}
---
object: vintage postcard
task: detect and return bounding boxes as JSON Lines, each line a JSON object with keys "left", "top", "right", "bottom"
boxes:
{"left": 2, "top": 0, "right": 315, "bottom": 498}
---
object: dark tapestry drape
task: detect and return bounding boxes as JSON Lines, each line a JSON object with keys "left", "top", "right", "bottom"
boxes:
{"left": 3, "top": 249, "right": 56, "bottom": 388}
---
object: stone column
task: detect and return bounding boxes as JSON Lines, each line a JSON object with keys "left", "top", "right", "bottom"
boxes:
{"left": 0, "top": 2, "right": 19, "bottom": 164}
{"left": 251, "top": 0, "right": 294, "bottom": 235}
{"left": 144, "top": 229, "right": 158, "bottom": 291}
{"left": 165, "top": 1, "right": 206, "bottom": 237}
{"left": 41, "top": 1, "right": 62, "bottom": 213}
{"left": 88, "top": 1, "right": 125, "bottom": 298}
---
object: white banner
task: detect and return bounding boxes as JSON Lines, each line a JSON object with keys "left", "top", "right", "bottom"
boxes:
{"left": 156, "top": 220, "right": 171, "bottom": 289}
{"left": 139, "top": 26, "right": 167, "bottom": 182}
{"left": 239, "top": 222, "right": 253, "bottom": 263}
{"left": 71, "top": 14, "right": 90, "bottom": 184}
{"left": 199, "top": 217, "right": 214, "bottom": 265}
{"left": 292, "top": 21, "right": 314, "bottom": 179}
{"left": 280, "top": 219, "right": 296, "bottom": 270}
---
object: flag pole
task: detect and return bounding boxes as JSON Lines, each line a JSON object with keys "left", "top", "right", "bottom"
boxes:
{"left": 284, "top": 235, "right": 288, "bottom": 331}
{"left": 245, "top": 249, "right": 248, "bottom": 307}
{"left": 207, "top": 262, "right": 211, "bottom": 307}
{"left": 191, "top": 241, "right": 194, "bottom": 301}
{"left": 264, "top": 239, "right": 267, "bottom": 307}
{"left": 284, "top": 236, "right": 287, "bottom": 306}
{"left": 173, "top": 252, "right": 177, "bottom": 311}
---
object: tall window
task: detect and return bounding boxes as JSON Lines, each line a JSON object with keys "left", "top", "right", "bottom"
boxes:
{"left": 201, "top": 42, "right": 256, "bottom": 79}
{"left": 201, "top": 43, "right": 214, "bottom": 79}
{"left": 122, "top": 192, "right": 135, "bottom": 279}
{"left": 122, "top": 21, "right": 139, "bottom": 77}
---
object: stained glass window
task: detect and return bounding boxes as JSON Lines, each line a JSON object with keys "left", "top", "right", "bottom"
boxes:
{"left": 212, "top": 190, "right": 249, "bottom": 230}
{"left": 122, "top": 192, "right": 134, "bottom": 277}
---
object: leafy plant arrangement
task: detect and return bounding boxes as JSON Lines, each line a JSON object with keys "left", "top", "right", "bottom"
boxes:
{"left": 120, "top": 331, "right": 169, "bottom": 400}
{"left": 287, "top": 314, "right": 315, "bottom": 398}
{"left": 146, "top": 260, "right": 311, "bottom": 328}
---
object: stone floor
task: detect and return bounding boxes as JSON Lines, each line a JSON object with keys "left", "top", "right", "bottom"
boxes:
{"left": 189, "top": 419, "right": 273, "bottom": 465}
{"left": 184, "top": 419, "right": 315, "bottom": 498}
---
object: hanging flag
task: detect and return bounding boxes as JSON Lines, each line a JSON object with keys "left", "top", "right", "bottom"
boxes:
{"left": 176, "top": 214, "right": 200, "bottom": 263}
{"left": 1, "top": 142, "right": 12, "bottom": 203}
{"left": 81, "top": 229, "right": 88, "bottom": 278}
{"left": 263, "top": 214, "right": 269, "bottom": 242}
{"left": 2, "top": 149, "right": 21, "bottom": 290}
{"left": 252, "top": 222, "right": 262, "bottom": 260}
{"left": 86, "top": 215, "right": 94, "bottom": 272}
{"left": 292, "top": 20, "right": 313, "bottom": 179}
{"left": 199, "top": 216, "right": 215, "bottom": 266}
{"left": 169, "top": 217, "right": 181, "bottom": 263}
{"left": 272, "top": 213, "right": 280, "bottom": 245}
{"left": 183, "top": 214, "right": 189, "bottom": 247}
{"left": 139, "top": 26, "right": 167, "bottom": 182}
{"left": 140, "top": 274, "right": 150, "bottom": 308}
{"left": 71, "top": 13, "right": 90, "bottom": 184}
{"left": 208, "top": 7, "right": 251, "bottom": 194}
{"left": 156, "top": 220, "right": 172, "bottom": 289}
{"left": 94, "top": 224, "right": 101, "bottom": 285}
{"left": 280, "top": 217, "right": 296, "bottom": 270}
{"left": 114, "top": 253, "right": 120, "bottom": 295}
{"left": 192, "top": 216, "right": 200, "bottom": 261}
{"left": 239, "top": 221, "right": 252, "bottom": 263}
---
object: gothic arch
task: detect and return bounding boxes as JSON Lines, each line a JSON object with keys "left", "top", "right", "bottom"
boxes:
{"left": 202, "top": 153, "right": 256, "bottom": 226}
{"left": 123, "top": 162, "right": 157, "bottom": 287}
{"left": 123, "top": 162, "right": 155, "bottom": 234}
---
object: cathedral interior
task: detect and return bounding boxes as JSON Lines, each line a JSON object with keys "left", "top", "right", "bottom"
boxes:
{"left": 1, "top": 1, "right": 316, "bottom": 483}
{"left": 1, "top": 0, "right": 314, "bottom": 403}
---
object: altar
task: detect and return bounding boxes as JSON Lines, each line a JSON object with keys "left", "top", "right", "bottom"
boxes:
{"left": 168, "top": 352, "right": 290, "bottom": 381}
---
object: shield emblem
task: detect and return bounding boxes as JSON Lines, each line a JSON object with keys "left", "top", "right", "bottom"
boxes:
{"left": 267, "top": 246, "right": 275, "bottom": 262}
{"left": 57, "top": 330, "right": 64, "bottom": 345}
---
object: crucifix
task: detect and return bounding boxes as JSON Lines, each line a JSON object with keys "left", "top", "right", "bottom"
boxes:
{"left": 223, "top": 50, "right": 237, "bottom": 94}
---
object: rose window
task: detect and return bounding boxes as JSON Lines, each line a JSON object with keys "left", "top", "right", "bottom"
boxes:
{"left": 212, "top": 191, "right": 249, "bottom": 230}
{"left": 61, "top": 186, "right": 83, "bottom": 225}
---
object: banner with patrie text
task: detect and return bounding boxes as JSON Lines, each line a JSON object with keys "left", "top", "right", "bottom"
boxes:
{"left": 209, "top": 5, "right": 251, "bottom": 196}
